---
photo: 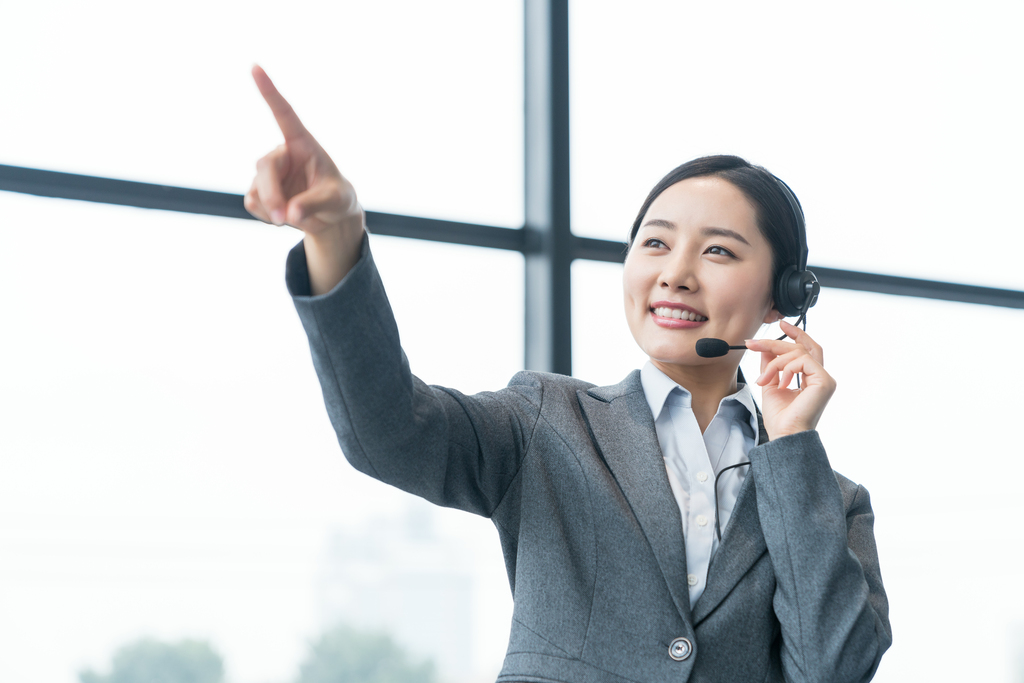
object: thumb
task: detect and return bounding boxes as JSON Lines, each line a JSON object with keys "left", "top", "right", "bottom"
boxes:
{"left": 286, "top": 181, "right": 345, "bottom": 224}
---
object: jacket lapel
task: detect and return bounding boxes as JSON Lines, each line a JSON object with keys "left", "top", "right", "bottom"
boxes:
{"left": 577, "top": 370, "right": 694, "bottom": 623}
{"left": 737, "top": 366, "right": 771, "bottom": 446}
{"left": 692, "top": 382, "right": 769, "bottom": 624}
{"left": 690, "top": 471, "right": 766, "bottom": 624}
{"left": 579, "top": 368, "right": 773, "bottom": 628}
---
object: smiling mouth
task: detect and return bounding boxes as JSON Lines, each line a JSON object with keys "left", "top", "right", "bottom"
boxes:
{"left": 652, "top": 306, "right": 708, "bottom": 322}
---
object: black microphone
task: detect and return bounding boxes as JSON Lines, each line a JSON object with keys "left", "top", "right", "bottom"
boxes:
{"left": 695, "top": 338, "right": 747, "bottom": 358}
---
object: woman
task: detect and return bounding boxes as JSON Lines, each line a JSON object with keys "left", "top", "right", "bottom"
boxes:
{"left": 244, "top": 65, "right": 891, "bottom": 683}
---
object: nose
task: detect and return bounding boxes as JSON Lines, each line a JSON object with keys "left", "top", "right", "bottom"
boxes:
{"left": 660, "top": 251, "right": 699, "bottom": 292}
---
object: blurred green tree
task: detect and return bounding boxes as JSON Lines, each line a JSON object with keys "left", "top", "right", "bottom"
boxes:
{"left": 79, "top": 638, "right": 224, "bottom": 683}
{"left": 295, "top": 624, "right": 437, "bottom": 683}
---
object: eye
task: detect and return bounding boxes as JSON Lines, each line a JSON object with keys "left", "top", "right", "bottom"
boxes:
{"left": 706, "top": 245, "right": 735, "bottom": 257}
{"left": 642, "top": 237, "right": 667, "bottom": 249}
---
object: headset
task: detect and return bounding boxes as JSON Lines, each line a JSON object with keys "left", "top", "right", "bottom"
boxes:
{"left": 770, "top": 175, "right": 820, "bottom": 322}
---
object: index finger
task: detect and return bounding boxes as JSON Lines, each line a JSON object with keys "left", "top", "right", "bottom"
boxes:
{"left": 777, "top": 320, "right": 824, "bottom": 365}
{"left": 252, "top": 64, "right": 308, "bottom": 141}
{"left": 745, "top": 337, "right": 806, "bottom": 361}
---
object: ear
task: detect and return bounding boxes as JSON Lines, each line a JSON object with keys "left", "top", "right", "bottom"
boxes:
{"left": 763, "top": 305, "right": 784, "bottom": 325}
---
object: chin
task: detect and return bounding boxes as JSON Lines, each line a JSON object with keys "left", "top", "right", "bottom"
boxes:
{"left": 645, "top": 344, "right": 708, "bottom": 367}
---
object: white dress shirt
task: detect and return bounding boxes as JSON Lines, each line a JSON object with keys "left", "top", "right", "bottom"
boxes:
{"left": 640, "top": 361, "right": 761, "bottom": 607}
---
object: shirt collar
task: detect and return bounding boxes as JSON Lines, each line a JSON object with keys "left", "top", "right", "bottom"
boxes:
{"left": 640, "top": 361, "right": 684, "bottom": 421}
{"left": 640, "top": 361, "right": 761, "bottom": 444}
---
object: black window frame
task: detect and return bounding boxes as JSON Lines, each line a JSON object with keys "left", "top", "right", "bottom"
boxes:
{"left": 2, "top": 0, "right": 1021, "bottom": 375}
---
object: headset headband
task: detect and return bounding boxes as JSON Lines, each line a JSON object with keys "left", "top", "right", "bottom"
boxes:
{"left": 770, "top": 174, "right": 808, "bottom": 272}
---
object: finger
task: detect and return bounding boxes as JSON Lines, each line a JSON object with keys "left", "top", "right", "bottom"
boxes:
{"left": 758, "top": 349, "right": 805, "bottom": 385}
{"left": 746, "top": 338, "right": 795, "bottom": 354}
{"left": 287, "top": 180, "right": 345, "bottom": 225}
{"left": 760, "top": 349, "right": 804, "bottom": 377}
{"left": 747, "top": 336, "right": 820, "bottom": 367}
{"left": 252, "top": 64, "right": 309, "bottom": 142}
{"left": 779, "top": 358, "right": 807, "bottom": 391}
{"left": 776, "top": 354, "right": 809, "bottom": 390}
{"left": 243, "top": 179, "right": 272, "bottom": 223}
{"left": 778, "top": 365, "right": 796, "bottom": 390}
{"left": 760, "top": 357, "right": 781, "bottom": 388}
{"left": 779, "top": 320, "right": 824, "bottom": 366}
{"left": 779, "top": 354, "right": 831, "bottom": 391}
{"left": 254, "top": 146, "right": 290, "bottom": 224}
{"left": 779, "top": 321, "right": 823, "bottom": 364}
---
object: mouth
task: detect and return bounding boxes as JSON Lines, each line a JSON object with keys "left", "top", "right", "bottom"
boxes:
{"left": 649, "top": 302, "right": 708, "bottom": 329}
{"left": 651, "top": 306, "right": 708, "bottom": 322}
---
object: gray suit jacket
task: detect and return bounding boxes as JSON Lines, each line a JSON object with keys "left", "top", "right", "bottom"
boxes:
{"left": 286, "top": 234, "right": 892, "bottom": 683}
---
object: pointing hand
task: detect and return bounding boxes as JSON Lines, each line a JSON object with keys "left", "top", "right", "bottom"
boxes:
{"left": 244, "top": 65, "right": 363, "bottom": 241}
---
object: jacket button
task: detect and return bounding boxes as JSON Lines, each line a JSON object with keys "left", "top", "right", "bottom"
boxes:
{"left": 669, "top": 637, "right": 692, "bottom": 661}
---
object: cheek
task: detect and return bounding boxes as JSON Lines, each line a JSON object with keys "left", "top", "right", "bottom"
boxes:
{"left": 621, "top": 260, "right": 648, "bottom": 310}
{"left": 712, "top": 271, "right": 773, "bottom": 318}
{"left": 621, "top": 263, "right": 652, "bottom": 348}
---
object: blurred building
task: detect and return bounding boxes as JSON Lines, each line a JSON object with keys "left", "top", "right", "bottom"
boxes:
{"left": 315, "top": 501, "right": 477, "bottom": 683}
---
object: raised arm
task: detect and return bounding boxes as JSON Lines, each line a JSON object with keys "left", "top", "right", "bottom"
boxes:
{"left": 283, "top": 233, "right": 542, "bottom": 516}
{"left": 248, "top": 67, "right": 541, "bottom": 515}
{"left": 244, "top": 65, "right": 364, "bottom": 295}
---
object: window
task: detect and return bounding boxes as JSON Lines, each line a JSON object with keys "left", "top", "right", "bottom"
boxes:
{"left": 3, "top": 1, "right": 1023, "bottom": 681}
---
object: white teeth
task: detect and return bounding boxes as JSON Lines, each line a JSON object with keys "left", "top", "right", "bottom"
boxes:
{"left": 653, "top": 307, "right": 707, "bottom": 322}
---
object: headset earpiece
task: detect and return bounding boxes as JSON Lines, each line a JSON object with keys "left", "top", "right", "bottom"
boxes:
{"left": 774, "top": 266, "right": 820, "bottom": 318}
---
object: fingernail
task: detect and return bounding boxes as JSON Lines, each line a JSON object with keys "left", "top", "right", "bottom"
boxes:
{"left": 756, "top": 371, "right": 769, "bottom": 383}
{"left": 271, "top": 210, "right": 286, "bottom": 225}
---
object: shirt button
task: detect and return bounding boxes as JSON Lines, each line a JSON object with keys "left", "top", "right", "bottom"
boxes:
{"left": 687, "top": 573, "right": 698, "bottom": 586}
{"left": 696, "top": 471, "right": 708, "bottom": 482}
{"left": 696, "top": 514, "right": 708, "bottom": 527}
{"left": 669, "top": 637, "right": 693, "bottom": 661}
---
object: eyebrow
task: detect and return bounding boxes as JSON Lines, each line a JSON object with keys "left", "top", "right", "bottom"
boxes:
{"left": 639, "top": 219, "right": 751, "bottom": 246}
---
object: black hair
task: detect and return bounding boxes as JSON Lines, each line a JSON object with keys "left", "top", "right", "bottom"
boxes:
{"left": 628, "top": 155, "right": 804, "bottom": 291}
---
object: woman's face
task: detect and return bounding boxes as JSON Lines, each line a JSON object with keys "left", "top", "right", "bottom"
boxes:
{"left": 623, "top": 176, "right": 779, "bottom": 369}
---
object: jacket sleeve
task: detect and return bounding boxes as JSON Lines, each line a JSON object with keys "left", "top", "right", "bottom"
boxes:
{"left": 748, "top": 430, "right": 892, "bottom": 683}
{"left": 285, "top": 233, "right": 541, "bottom": 517}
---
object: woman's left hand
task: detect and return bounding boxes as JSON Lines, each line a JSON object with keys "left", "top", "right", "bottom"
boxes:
{"left": 745, "top": 321, "right": 837, "bottom": 440}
